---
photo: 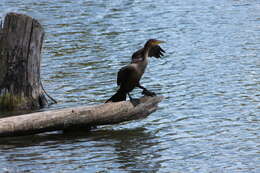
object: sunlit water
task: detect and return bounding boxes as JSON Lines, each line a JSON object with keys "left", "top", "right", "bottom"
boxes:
{"left": 0, "top": 0, "right": 259, "bottom": 172}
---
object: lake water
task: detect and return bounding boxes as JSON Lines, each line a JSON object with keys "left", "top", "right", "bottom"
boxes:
{"left": 0, "top": 0, "right": 259, "bottom": 172}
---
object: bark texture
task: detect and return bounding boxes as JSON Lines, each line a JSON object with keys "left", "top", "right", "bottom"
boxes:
{"left": 0, "top": 96, "right": 163, "bottom": 137}
{"left": 0, "top": 13, "right": 47, "bottom": 110}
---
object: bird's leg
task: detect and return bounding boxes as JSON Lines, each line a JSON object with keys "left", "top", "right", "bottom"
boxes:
{"left": 142, "top": 88, "right": 156, "bottom": 96}
{"left": 128, "top": 93, "right": 140, "bottom": 106}
{"left": 137, "top": 84, "right": 156, "bottom": 96}
{"left": 127, "top": 93, "right": 133, "bottom": 100}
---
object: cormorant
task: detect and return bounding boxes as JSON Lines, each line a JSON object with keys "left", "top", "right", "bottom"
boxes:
{"left": 106, "top": 39, "right": 165, "bottom": 103}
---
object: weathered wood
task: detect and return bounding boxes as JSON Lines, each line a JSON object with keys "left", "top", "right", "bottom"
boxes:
{"left": 0, "top": 96, "right": 163, "bottom": 137}
{"left": 0, "top": 12, "right": 47, "bottom": 111}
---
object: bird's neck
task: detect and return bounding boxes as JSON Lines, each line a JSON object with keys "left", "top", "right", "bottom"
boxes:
{"left": 136, "top": 46, "right": 150, "bottom": 74}
{"left": 143, "top": 45, "right": 150, "bottom": 60}
{"left": 137, "top": 56, "right": 148, "bottom": 72}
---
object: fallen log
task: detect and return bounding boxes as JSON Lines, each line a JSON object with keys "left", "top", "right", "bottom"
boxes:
{"left": 0, "top": 96, "right": 163, "bottom": 137}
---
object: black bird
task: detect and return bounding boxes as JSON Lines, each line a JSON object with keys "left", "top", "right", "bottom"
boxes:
{"left": 131, "top": 41, "right": 165, "bottom": 96}
{"left": 106, "top": 39, "right": 165, "bottom": 103}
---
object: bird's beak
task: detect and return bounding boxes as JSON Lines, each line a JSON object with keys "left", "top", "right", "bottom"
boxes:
{"left": 154, "top": 40, "right": 166, "bottom": 45}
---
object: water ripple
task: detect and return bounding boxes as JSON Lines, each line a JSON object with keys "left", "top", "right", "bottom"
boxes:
{"left": 0, "top": 0, "right": 259, "bottom": 172}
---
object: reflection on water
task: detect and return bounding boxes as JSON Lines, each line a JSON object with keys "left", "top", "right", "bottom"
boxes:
{"left": 0, "top": 0, "right": 259, "bottom": 172}
{"left": 0, "top": 128, "right": 161, "bottom": 172}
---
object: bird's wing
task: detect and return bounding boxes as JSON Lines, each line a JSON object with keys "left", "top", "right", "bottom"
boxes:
{"left": 117, "top": 65, "right": 135, "bottom": 86}
{"left": 148, "top": 45, "right": 165, "bottom": 58}
{"left": 131, "top": 45, "right": 165, "bottom": 62}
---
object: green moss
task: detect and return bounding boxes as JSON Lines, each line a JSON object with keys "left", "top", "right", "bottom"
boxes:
{"left": 0, "top": 93, "right": 27, "bottom": 110}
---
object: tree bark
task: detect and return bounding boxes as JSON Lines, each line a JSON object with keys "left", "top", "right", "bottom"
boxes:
{"left": 0, "top": 12, "right": 47, "bottom": 111}
{"left": 0, "top": 96, "right": 163, "bottom": 137}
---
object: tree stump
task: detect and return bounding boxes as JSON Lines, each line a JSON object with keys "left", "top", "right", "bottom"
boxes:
{"left": 0, "top": 13, "right": 48, "bottom": 111}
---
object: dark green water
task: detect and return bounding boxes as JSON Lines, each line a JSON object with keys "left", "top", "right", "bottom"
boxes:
{"left": 0, "top": 0, "right": 259, "bottom": 172}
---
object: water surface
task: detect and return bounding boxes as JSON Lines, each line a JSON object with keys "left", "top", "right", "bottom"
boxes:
{"left": 0, "top": 0, "right": 259, "bottom": 172}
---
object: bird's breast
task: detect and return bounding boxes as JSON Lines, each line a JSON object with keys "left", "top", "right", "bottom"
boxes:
{"left": 137, "top": 59, "right": 148, "bottom": 75}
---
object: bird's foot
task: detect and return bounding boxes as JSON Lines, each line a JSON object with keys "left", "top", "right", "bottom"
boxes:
{"left": 142, "top": 89, "right": 156, "bottom": 97}
{"left": 130, "top": 98, "right": 140, "bottom": 106}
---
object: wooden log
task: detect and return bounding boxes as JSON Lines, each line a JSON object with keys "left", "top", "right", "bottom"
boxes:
{"left": 0, "top": 12, "right": 48, "bottom": 111}
{"left": 0, "top": 96, "right": 163, "bottom": 137}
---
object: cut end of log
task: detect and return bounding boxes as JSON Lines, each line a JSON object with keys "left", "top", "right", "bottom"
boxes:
{"left": 105, "top": 95, "right": 164, "bottom": 117}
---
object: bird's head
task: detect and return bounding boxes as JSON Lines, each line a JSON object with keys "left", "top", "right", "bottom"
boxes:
{"left": 145, "top": 39, "right": 165, "bottom": 48}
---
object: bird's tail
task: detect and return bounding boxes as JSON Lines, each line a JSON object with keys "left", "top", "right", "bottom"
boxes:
{"left": 105, "top": 90, "right": 127, "bottom": 103}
